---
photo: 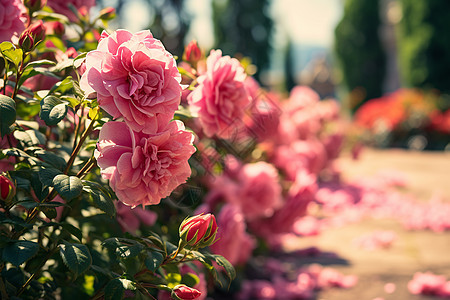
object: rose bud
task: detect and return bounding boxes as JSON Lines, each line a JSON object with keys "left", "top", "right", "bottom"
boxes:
{"left": 179, "top": 213, "right": 218, "bottom": 249}
{"left": 99, "top": 7, "right": 116, "bottom": 20}
{"left": 19, "top": 21, "right": 46, "bottom": 51}
{"left": 171, "top": 285, "right": 201, "bottom": 300}
{"left": 183, "top": 40, "right": 202, "bottom": 64}
{"left": 0, "top": 173, "right": 16, "bottom": 204}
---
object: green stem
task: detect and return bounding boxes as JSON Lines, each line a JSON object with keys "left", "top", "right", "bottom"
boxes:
{"left": 64, "top": 114, "right": 96, "bottom": 175}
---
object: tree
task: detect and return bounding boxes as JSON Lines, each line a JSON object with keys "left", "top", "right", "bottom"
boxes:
{"left": 398, "top": 0, "right": 450, "bottom": 99}
{"left": 334, "top": 0, "right": 386, "bottom": 111}
{"left": 212, "top": 0, "right": 272, "bottom": 82}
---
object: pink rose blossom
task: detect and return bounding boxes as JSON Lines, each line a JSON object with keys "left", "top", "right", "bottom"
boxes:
{"left": 210, "top": 204, "right": 255, "bottom": 266}
{"left": 95, "top": 120, "right": 195, "bottom": 207}
{"left": 231, "top": 162, "right": 282, "bottom": 220}
{"left": 81, "top": 29, "right": 182, "bottom": 134}
{"left": 408, "top": 272, "right": 448, "bottom": 296}
{"left": 0, "top": 0, "right": 27, "bottom": 43}
{"left": 250, "top": 170, "right": 317, "bottom": 236}
{"left": 47, "top": 0, "right": 96, "bottom": 22}
{"left": 188, "top": 49, "right": 250, "bottom": 139}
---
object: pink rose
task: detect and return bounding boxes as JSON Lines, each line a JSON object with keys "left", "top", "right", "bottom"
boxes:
{"left": 272, "top": 139, "right": 327, "bottom": 179}
{"left": 81, "top": 29, "right": 182, "bottom": 134}
{"left": 47, "top": 0, "right": 96, "bottom": 22}
{"left": 188, "top": 49, "right": 250, "bottom": 139}
{"left": 251, "top": 170, "right": 317, "bottom": 236}
{"left": 158, "top": 265, "right": 207, "bottom": 300}
{"left": 231, "top": 162, "right": 282, "bottom": 220}
{"left": 95, "top": 120, "right": 195, "bottom": 207}
{"left": 116, "top": 202, "right": 157, "bottom": 233}
{"left": 0, "top": 0, "right": 27, "bottom": 43}
{"left": 210, "top": 204, "right": 255, "bottom": 266}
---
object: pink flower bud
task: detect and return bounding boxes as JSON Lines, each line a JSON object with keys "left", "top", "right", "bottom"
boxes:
{"left": 171, "top": 285, "right": 202, "bottom": 300}
{"left": 28, "top": 20, "right": 46, "bottom": 42}
{"left": 99, "top": 7, "right": 116, "bottom": 20}
{"left": 183, "top": 40, "right": 202, "bottom": 63}
{"left": 18, "top": 31, "right": 34, "bottom": 52}
{"left": 0, "top": 173, "right": 15, "bottom": 203}
{"left": 19, "top": 21, "right": 45, "bottom": 51}
{"left": 179, "top": 213, "right": 218, "bottom": 248}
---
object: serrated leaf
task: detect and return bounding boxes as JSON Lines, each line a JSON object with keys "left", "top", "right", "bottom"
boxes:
{"left": 59, "top": 241, "right": 92, "bottom": 277}
{"left": 2, "top": 241, "right": 39, "bottom": 267}
{"left": 90, "top": 189, "right": 115, "bottom": 217}
{"left": 144, "top": 251, "right": 164, "bottom": 272}
{"left": 40, "top": 96, "right": 68, "bottom": 126}
{"left": 53, "top": 174, "right": 83, "bottom": 200}
{"left": 0, "top": 95, "right": 16, "bottom": 137}
{"left": 61, "top": 223, "right": 82, "bottom": 242}
{"left": 116, "top": 243, "right": 144, "bottom": 259}
{"left": 104, "top": 278, "right": 124, "bottom": 300}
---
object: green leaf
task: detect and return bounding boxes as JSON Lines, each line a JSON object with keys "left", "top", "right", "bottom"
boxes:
{"left": 0, "top": 42, "right": 22, "bottom": 67}
{"left": 38, "top": 166, "right": 62, "bottom": 187}
{"left": 26, "top": 59, "right": 56, "bottom": 68}
{"left": 73, "top": 52, "right": 86, "bottom": 69}
{"left": 32, "top": 11, "right": 69, "bottom": 23}
{"left": 2, "top": 241, "right": 39, "bottom": 267}
{"left": 40, "top": 95, "right": 68, "bottom": 126}
{"left": 204, "top": 253, "right": 236, "bottom": 288}
{"left": 59, "top": 241, "right": 92, "bottom": 277}
{"left": 35, "top": 150, "right": 67, "bottom": 171}
{"left": 83, "top": 183, "right": 116, "bottom": 217}
{"left": 165, "top": 273, "right": 182, "bottom": 289}
{"left": 41, "top": 207, "right": 57, "bottom": 219}
{"left": 0, "top": 95, "right": 16, "bottom": 137}
{"left": 144, "top": 251, "right": 164, "bottom": 272}
{"left": 53, "top": 174, "right": 83, "bottom": 200}
{"left": 61, "top": 223, "right": 82, "bottom": 242}
{"left": 104, "top": 278, "right": 124, "bottom": 300}
{"left": 13, "top": 130, "right": 46, "bottom": 147}
{"left": 181, "top": 273, "right": 200, "bottom": 287}
{"left": 116, "top": 243, "right": 144, "bottom": 259}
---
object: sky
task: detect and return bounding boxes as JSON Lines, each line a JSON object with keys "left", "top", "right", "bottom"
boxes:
{"left": 117, "top": 0, "right": 343, "bottom": 49}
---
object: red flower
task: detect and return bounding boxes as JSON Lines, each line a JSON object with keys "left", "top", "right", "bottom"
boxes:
{"left": 172, "top": 285, "right": 202, "bottom": 300}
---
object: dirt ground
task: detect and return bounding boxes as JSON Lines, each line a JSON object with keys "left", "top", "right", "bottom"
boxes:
{"left": 296, "top": 148, "right": 450, "bottom": 300}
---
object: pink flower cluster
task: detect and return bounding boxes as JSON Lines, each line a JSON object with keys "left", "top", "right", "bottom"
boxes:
{"left": 82, "top": 30, "right": 195, "bottom": 207}
{"left": 188, "top": 49, "right": 251, "bottom": 139}
{"left": 408, "top": 272, "right": 450, "bottom": 297}
{"left": 0, "top": 0, "right": 27, "bottom": 43}
{"left": 238, "top": 264, "right": 357, "bottom": 300}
